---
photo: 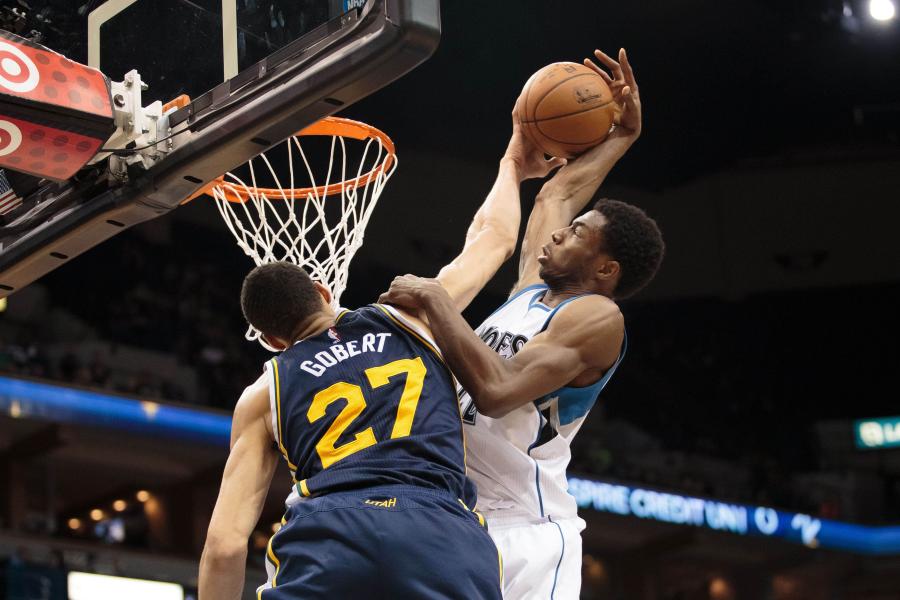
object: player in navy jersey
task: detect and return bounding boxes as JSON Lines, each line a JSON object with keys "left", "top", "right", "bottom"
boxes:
{"left": 198, "top": 102, "right": 568, "bottom": 598}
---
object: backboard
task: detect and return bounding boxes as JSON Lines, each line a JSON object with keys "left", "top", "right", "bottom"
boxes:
{"left": 0, "top": 0, "right": 440, "bottom": 296}
{"left": 88, "top": 0, "right": 352, "bottom": 104}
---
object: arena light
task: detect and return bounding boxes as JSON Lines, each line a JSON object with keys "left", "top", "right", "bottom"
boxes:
{"left": 68, "top": 517, "right": 81, "bottom": 530}
{"left": 67, "top": 572, "right": 183, "bottom": 600}
{"left": 709, "top": 577, "right": 735, "bottom": 600}
{"left": 136, "top": 490, "right": 150, "bottom": 502}
{"left": 89, "top": 508, "right": 104, "bottom": 521}
{"left": 869, "top": 0, "right": 896, "bottom": 20}
{"left": 113, "top": 499, "right": 127, "bottom": 512}
{"left": 855, "top": 416, "right": 900, "bottom": 449}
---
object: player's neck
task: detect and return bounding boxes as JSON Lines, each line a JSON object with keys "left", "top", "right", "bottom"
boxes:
{"left": 541, "top": 284, "right": 589, "bottom": 307}
{"left": 543, "top": 281, "right": 613, "bottom": 307}
{"left": 291, "top": 313, "right": 337, "bottom": 344}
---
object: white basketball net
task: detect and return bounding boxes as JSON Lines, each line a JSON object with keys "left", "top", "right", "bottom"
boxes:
{"left": 209, "top": 118, "right": 397, "bottom": 346}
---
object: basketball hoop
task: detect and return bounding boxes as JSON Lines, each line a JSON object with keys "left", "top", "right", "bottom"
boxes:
{"left": 192, "top": 116, "right": 397, "bottom": 347}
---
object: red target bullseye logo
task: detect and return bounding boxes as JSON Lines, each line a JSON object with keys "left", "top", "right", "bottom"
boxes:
{"left": 0, "top": 41, "right": 39, "bottom": 93}
{"left": 0, "top": 120, "right": 23, "bottom": 156}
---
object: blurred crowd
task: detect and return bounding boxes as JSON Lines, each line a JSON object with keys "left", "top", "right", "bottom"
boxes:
{"left": 0, "top": 223, "right": 266, "bottom": 408}
{"left": 0, "top": 340, "right": 189, "bottom": 402}
{"left": 2, "top": 222, "right": 898, "bottom": 523}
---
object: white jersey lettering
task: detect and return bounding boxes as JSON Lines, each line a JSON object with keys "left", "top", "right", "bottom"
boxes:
{"left": 298, "top": 333, "right": 394, "bottom": 377}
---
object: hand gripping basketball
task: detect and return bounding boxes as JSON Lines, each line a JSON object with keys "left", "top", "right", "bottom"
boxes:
{"left": 505, "top": 94, "right": 567, "bottom": 180}
{"left": 583, "top": 47, "right": 641, "bottom": 142}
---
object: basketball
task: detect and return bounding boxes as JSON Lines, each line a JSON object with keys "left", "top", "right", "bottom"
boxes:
{"left": 519, "top": 62, "right": 617, "bottom": 159}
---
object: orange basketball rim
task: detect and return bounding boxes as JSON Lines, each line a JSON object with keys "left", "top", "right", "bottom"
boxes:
{"left": 188, "top": 116, "right": 396, "bottom": 203}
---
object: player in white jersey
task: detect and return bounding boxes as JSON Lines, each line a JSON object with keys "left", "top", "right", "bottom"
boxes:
{"left": 381, "top": 48, "right": 664, "bottom": 599}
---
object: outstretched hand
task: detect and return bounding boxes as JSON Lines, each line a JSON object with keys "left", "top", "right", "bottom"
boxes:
{"left": 584, "top": 47, "right": 641, "bottom": 142}
{"left": 378, "top": 275, "right": 448, "bottom": 310}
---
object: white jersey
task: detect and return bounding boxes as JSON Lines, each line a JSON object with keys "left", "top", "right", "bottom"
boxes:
{"left": 459, "top": 284, "right": 626, "bottom": 524}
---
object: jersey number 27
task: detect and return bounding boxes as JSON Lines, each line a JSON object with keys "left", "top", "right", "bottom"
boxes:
{"left": 307, "top": 357, "right": 426, "bottom": 468}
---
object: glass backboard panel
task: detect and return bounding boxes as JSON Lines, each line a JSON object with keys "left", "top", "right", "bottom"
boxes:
{"left": 96, "top": 0, "right": 225, "bottom": 104}
{"left": 237, "top": 0, "right": 342, "bottom": 70}
{"left": 92, "top": 0, "right": 367, "bottom": 104}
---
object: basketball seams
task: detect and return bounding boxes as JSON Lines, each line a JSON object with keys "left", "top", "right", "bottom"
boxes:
{"left": 533, "top": 105, "right": 615, "bottom": 145}
{"left": 523, "top": 99, "right": 614, "bottom": 125}
{"left": 530, "top": 71, "right": 593, "bottom": 118}
{"left": 521, "top": 75, "right": 555, "bottom": 157}
{"left": 529, "top": 72, "right": 613, "bottom": 122}
{"left": 533, "top": 123, "right": 611, "bottom": 147}
{"left": 523, "top": 120, "right": 556, "bottom": 158}
{"left": 523, "top": 68, "right": 537, "bottom": 121}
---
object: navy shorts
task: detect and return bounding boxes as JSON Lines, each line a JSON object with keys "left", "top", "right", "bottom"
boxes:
{"left": 257, "top": 485, "right": 502, "bottom": 599}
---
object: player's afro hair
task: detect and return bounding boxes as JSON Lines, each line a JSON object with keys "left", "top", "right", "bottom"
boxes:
{"left": 241, "top": 262, "right": 323, "bottom": 341}
{"left": 592, "top": 199, "right": 665, "bottom": 299}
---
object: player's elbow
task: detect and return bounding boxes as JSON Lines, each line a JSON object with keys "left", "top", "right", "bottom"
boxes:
{"left": 498, "top": 228, "right": 517, "bottom": 258}
{"left": 202, "top": 532, "right": 247, "bottom": 563}
{"left": 471, "top": 384, "right": 514, "bottom": 419}
{"left": 476, "top": 402, "right": 512, "bottom": 419}
{"left": 481, "top": 218, "right": 518, "bottom": 260}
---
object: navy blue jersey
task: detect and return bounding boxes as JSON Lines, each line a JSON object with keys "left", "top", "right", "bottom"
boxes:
{"left": 266, "top": 304, "right": 476, "bottom": 506}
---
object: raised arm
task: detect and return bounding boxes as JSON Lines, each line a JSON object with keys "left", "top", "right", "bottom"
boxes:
{"left": 199, "top": 375, "right": 279, "bottom": 600}
{"left": 379, "top": 276, "right": 624, "bottom": 418}
{"left": 436, "top": 100, "right": 566, "bottom": 311}
{"left": 515, "top": 47, "right": 642, "bottom": 293}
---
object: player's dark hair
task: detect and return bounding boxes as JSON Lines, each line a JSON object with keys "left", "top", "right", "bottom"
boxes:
{"left": 241, "top": 262, "right": 323, "bottom": 341}
{"left": 592, "top": 198, "right": 665, "bottom": 299}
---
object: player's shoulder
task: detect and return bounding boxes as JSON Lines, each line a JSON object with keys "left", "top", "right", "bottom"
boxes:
{"left": 548, "top": 294, "right": 623, "bottom": 336}
{"left": 364, "top": 303, "right": 434, "bottom": 340}
{"left": 546, "top": 295, "right": 623, "bottom": 369}
{"left": 235, "top": 371, "right": 270, "bottom": 421}
{"left": 339, "top": 303, "right": 416, "bottom": 324}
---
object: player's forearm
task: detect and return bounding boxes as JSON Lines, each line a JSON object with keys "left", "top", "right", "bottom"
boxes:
{"left": 199, "top": 543, "right": 248, "bottom": 600}
{"left": 420, "top": 289, "right": 519, "bottom": 417}
{"left": 535, "top": 136, "right": 632, "bottom": 209}
{"left": 436, "top": 158, "right": 523, "bottom": 310}
{"left": 466, "top": 157, "right": 523, "bottom": 252}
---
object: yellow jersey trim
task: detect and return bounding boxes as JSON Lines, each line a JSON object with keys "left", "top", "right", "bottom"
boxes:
{"left": 270, "top": 358, "right": 299, "bottom": 471}
{"left": 258, "top": 513, "right": 287, "bottom": 599}
{"left": 299, "top": 479, "right": 311, "bottom": 497}
{"left": 267, "top": 536, "right": 280, "bottom": 586}
{"left": 457, "top": 499, "right": 486, "bottom": 527}
{"left": 475, "top": 510, "right": 486, "bottom": 527}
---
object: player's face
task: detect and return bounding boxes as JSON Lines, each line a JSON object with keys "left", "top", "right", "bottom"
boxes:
{"left": 537, "top": 211, "right": 609, "bottom": 285}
